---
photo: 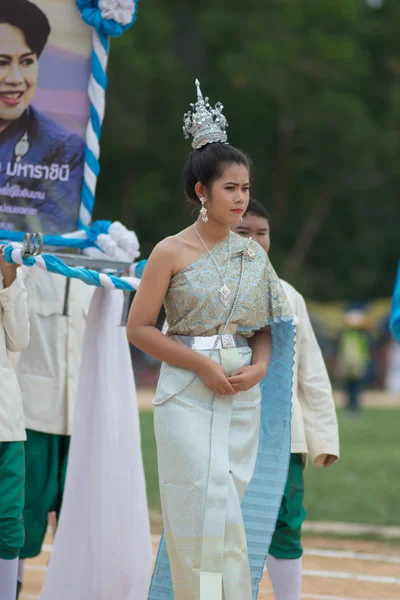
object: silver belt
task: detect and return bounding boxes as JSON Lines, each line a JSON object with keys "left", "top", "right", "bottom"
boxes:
{"left": 172, "top": 333, "right": 248, "bottom": 350}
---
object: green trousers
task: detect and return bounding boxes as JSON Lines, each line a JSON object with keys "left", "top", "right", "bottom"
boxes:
{"left": 20, "top": 429, "right": 70, "bottom": 559}
{"left": 269, "top": 453, "right": 306, "bottom": 559}
{"left": 0, "top": 441, "right": 25, "bottom": 560}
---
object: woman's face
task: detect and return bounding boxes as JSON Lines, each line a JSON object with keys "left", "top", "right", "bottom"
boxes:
{"left": 199, "top": 162, "right": 250, "bottom": 226}
{"left": 0, "top": 24, "right": 39, "bottom": 127}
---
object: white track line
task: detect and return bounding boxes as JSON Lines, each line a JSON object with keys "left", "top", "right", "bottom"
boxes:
{"left": 296, "top": 595, "right": 376, "bottom": 600}
{"left": 303, "top": 521, "right": 400, "bottom": 538}
{"left": 304, "top": 547, "right": 400, "bottom": 564}
{"left": 303, "top": 568, "right": 400, "bottom": 585}
{"left": 26, "top": 557, "right": 400, "bottom": 586}
{"left": 19, "top": 593, "right": 381, "bottom": 600}
{"left": 261, "top": 594, "right": 377, "bottom": 600}
{"left": 152, "top": 535, "right": 400, "bottom": 565}
{"left": 25, "top": 564, "right": 47, "bottom": 572}
{"left": 27, "top": 537, "right": 400, "bottom": 597}
{"left": 21, "top": 592, "right": 395, "bottom": 600}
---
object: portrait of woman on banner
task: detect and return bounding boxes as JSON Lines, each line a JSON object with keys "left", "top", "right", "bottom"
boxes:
{"left": 0, "top": 0, "right": 86, "bottom": 235}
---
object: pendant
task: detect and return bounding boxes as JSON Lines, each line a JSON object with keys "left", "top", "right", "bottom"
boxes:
{"left": 15, "top": 132, "right": 30, "bottom": 163}
{"left": 219, "top": 284, "right": 231, "bottom": 306}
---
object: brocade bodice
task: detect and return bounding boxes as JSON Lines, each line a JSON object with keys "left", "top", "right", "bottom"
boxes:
{"left": 164, "top": 233, "right": 292, "bottom": 337}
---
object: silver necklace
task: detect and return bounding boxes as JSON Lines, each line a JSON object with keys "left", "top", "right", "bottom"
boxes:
{"left": 194, "top": 223, "right": 232, "bottom": 305}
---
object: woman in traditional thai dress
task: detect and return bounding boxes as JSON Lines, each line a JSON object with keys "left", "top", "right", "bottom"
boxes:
{"left": 127, "top": 81, "right": 295, "bottom": 600}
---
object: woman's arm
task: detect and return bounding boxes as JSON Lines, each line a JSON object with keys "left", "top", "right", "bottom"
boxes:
{"left": 127, "top": 240, "right": 203, "bottom": 370}
{"left": 127, "top": 240, "right": 236, "bottom": 395}
{"left": 249, "top": 327, "right": 272, "bottom": 373}
{"left": 227, "top": 327, "right": 272, "bottom": 392}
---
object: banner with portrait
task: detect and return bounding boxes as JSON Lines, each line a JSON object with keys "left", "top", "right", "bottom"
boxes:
{"left": 0, "top": 0, "right": 92, "bottom": 235}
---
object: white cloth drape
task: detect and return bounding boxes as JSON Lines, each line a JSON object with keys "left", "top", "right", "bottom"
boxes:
{"left": 40, "top": 288, "right": 152, "bottom": 600}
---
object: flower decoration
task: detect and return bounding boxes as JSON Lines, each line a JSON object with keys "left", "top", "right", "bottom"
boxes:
{"left": 76, "top": 0, "right": 137, "bottom": 36}
{"left": 243, "top": 239, "right": 256, "bottom": 261}
{"left": 98, "top": 0, "right": 135, "bottom": 26}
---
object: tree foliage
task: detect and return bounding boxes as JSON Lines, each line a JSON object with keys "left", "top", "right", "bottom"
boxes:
{"left": 96, "top": 0, "right": 400, "bottom": 300}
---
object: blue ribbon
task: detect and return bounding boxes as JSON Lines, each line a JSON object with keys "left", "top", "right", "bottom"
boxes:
{"left": 390, "top": 259, "right": 400, "bottom": 341}
{"left": 134, "top": 260, "right": 147, "bottom": 279}
{"left": 0, "top": 221, "right": 113, "bottom": 250}
{"left": 3, "top": 245, "right": 136, "bottom": 291}
{"left": 76, "top": 0, "right": 137, "bottom": 36}
{"left": 0, "top": 231, "right": 88, "bottom": 249}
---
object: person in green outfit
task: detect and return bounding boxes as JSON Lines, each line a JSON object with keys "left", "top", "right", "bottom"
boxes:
{"left": 0, "top": 250, "right": 30, "bottom": 600}
{"left": 233, "top": 198, "right": 340, "bottom": 600}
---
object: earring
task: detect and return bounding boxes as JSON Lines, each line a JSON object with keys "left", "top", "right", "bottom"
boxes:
{"left": 240, "top": 216, "right": 243, "bottom": 222}
{"left": 199, "top": 197, "right": 208, "bottom": 223}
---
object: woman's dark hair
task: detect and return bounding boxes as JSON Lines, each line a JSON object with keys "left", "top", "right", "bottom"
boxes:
{"left": 0, "top": 0, "right": 51, "bottom": 58}
{"left": 184, "top": 142, "right": 251, "bottom": 204}
{"left": 245, "top": 198, "right": 271, "bottom": 223}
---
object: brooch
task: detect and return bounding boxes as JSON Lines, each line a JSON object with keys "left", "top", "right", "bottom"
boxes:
{"left": 242, "top": 239, "right": 256, "bottom": 261}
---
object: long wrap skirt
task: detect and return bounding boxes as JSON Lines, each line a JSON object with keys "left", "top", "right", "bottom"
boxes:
{"left": 152, "top": 345, "right": 261, "bottom": 600}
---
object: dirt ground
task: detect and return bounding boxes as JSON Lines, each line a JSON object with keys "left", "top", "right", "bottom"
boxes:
{"left": 21, "top": 528, "right": 400, "bottom": 600}
{"left": 21, "top": 390, "right": 400, "bottom": 598}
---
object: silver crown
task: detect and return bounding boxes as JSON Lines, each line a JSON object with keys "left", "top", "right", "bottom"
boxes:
{"left": 183, "top": 79, "right": 228, "bottom": 150}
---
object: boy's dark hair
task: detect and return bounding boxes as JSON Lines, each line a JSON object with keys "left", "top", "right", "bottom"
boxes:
{"left": 245, "top": 198, "right": 270, "bottom": 222}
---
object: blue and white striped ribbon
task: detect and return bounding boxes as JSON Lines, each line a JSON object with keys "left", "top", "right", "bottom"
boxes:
{"left": 1, "top": 243, "right": 140, "bottom": 292}
{"left": 79, "top": 29, "right": 109, "bottom": 228}
{"left": 76, "top": 0, "right": 137, "bottom": 228}
{"left": 0, "top": 229, "right": 95, "bottom": 249}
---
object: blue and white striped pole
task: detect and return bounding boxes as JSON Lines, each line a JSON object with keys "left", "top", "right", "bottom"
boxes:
{"left": 79, "top": 29, "right": 109, "bottom": 228}
{"left": 76, "top": 0, "right": 137, "bottom": 228}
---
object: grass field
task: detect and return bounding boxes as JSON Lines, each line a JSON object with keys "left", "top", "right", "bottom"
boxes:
{"left": 304, "top": 407, "right": 400, "bottom": 526}
{"left": 140, "top": 407, "right": 400, "bottom": 527}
